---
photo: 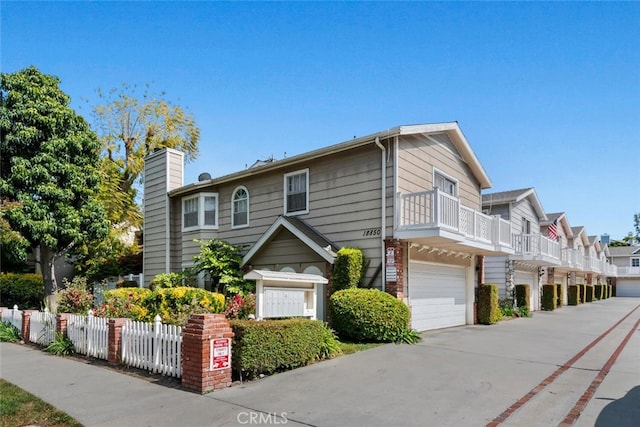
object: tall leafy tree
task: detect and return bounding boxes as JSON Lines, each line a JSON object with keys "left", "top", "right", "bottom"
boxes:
{"left": 0, "top": 66, "right": 109, "bottom": 307}
{"left": 634, "top": 212, "right": 640, "bottom": 241}
{"left": 92, "top": 83, "right": 200, "bottom": 225}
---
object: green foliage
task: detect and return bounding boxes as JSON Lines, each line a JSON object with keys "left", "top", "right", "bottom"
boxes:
{"left": 332, "top": 247, "right": 365, "bottom": 292}
{"left": 95, "top": 286, "right": 225, "bottom": 326}
{"left": 144, "top": 287, "right": 225, "bottom": 325}
{"left": 45, "top": 333, "right": 75, "bottom": 356}
{"left": 230, "top": 319, "right": 336, "bottom": 378}
{"left": 499, "top": 298, "right": 530, "bottom": 318}
{"left": 225, "top": 293, "right": 256, "bottom": 319}
{"left": 319, "top": 326, "right": 343, "bottom": 359}
{"left": 515, "top": 284, "right": 530, "bottom": 309}
{"left": 541, "top": 284, "right": 557, "bottom": 311}
{"left": 0, "top": 202, "right": 29, "bottom": 272}
{"left": 568, "top": 285, "right": 580, "bottom": 305}
{"left": 0, "top": 322, "right": 21, "bottom": 342}
{"left": 556, "top": 284, "right": 563, "bottom": 307}
{"left": 75, "top": 232, "right": 142, "bottom": 282}
{"left": 149, "top": 271, "right": 194, "bottom": 290}
{"left": 0, "top": 273, "right": 44, "bottom": 310}
{"left": 0, "top": 66, "right": 109, "bottom": 300}
{"left": 55, "top": 277, "right": 93, "bottom": 314}
{"left": 477, "top": 284, "right": 502, "bottom": 325}
{"left": 577, "top": 284, "right": 585, "bottom": 304}
{"left": 585, "top": 285, "right": 594, "bottom": 303}
{"left": 92, "top": 82, "right": 200, "bottom": 226}
{"left": 395, "top": 329, "right": 422, "bottom": 344}
{"left": 329, "top": 288, "right": 411, "bottom": 343}
{"left": 192, "top": 239, "right": 253, "bottom": 295}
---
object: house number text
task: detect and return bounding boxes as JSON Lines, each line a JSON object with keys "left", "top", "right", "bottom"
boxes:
{"left": 362, "top": 228, "right": 381, "bottom": 237}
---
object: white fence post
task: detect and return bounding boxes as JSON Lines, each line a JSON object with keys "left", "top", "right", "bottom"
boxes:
{"left": 153, "top": 315, "right": 162, "bottom": 373}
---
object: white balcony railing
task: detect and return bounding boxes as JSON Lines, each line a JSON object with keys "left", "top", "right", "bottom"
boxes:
{"left": 617, "top": 266, "right": 640, "bottom": 277}
{"left": 512, "top": 234, "right": 561, "bottom": 259}
{"left": 562, "top": 248, "right": 584, "bottom": 269}
{"left": 397, "top": 188, "right": 511, "bottom": 248}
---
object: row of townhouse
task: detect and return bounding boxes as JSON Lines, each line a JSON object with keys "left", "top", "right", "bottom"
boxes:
{"left": 142, "top": 122, "right": 640, "bottom": 332}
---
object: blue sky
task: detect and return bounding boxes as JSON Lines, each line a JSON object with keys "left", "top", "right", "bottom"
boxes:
{"left": 2, "top": 1, "right": 639, "bottom": 240}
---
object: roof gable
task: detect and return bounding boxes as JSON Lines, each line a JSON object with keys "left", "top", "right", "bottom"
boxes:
{"left": 482, "top": 187, "right": 547, "bottom": 220}
{"left": 242, "top": 216, "right": 339, "bottom": 266}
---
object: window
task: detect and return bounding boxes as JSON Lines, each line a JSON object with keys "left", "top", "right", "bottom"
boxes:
{"left": 284, "top": 169, "right": 309, "bottom": 215}
{"left": 182, "top": 193, "right": 218, "bottom": 231}
{"left": 632, "top": 258, "right": 640, "bottom": 267}
{"left": 434, "top": 170, "right": 457, "bottom": 196}
{"left": 232, "top": 186, "right": 249, "bottom": 228}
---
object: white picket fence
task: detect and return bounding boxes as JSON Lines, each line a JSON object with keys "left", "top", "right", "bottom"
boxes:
{"left": 67, "top": 310, "right": 109, "bottom": 359}
{"left": 29, "top": 308, "right": 56, "bottom": 346}
{"left": 1, "top": 305, "right": 22, "bottom": 333}
{"left": 121, "top": 316, "right": 182, "bottom": 378}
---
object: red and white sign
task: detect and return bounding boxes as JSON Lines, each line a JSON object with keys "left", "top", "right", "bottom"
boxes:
{"left": 210, "top": 338, "right": 231, "bottom": 371}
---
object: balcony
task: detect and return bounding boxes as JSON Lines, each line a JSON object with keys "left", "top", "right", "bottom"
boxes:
{"left": 561, "top": 248, "right": 584, "bottom": 270}
{"left": 617, "top": 266, "right": 640, "bottom": 277}
{"left": 511, "top": 234, "right": 562, "bottom": 265}
{"left": 583, "top": 256, "right": 601, "bottom": 274}
{"left": 396, "top": 188, "right": 513, "bottom": 254}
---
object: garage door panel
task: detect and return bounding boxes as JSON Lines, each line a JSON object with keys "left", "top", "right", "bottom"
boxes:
{"left": 617, "top": 280, "right": 640, "bottom": 297}
{"left": 409, "top": 262, "right": 466, "bottom": 331}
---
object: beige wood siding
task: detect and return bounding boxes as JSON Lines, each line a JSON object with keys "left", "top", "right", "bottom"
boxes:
{"left": 170, "top": 141, "right": 394, "bottom": 289}
{"left": 397, "top": 133, "right": 482, "bottom": 210}
{"left": 510, "top": 199, "right": 540, "bottom": 233}
{"left": 143, "top": 149, "right": 183, "bottom": 286}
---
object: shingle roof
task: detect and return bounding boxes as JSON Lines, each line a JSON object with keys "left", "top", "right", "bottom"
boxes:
{"left": 608, "top": 246, "right": 640, "bottom": 257}
{"left": 482, "top": 188, "right": 533, "bottom": 204}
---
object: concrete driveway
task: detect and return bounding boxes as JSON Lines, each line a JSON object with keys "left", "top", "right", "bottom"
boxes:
{"left": 2, "top": 297, "right": 639, "bottom": 426}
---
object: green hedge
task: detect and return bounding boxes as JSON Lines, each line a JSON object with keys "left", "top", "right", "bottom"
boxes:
{"left": 568, "top": 285, "right": 579, "bottom": 305}
{"left": 477, "top": 284, "right": 502, "bottom": 325}
{"left": 515, "top": 284, "right": 530, "bottom": 309}
{"left": 594, "top": 285, "right": 603, "bottom": 300}
{"left": 329, "top": 288, "right": 410, "bottom": 342}
{"left": 577, "top": 284, "right": 585, "bottom": 304}
{"left": 608, "top": 284, "right": 612, "bottom": 298}
{"left": 556, "top": 284, "right": 563, "bottom": 307}
{"left": 541, "top": 284, "right": 557, "bottom": 311}
{"left": 230, "top": 318, "right": 337, "bottom": 378}
{"left": 332, "top": 247, "right": 365, "bottom": 292}
{"left": 0, "top": 273, "right": 45, "bottom": 310}
{"left": 585, "top": 285, "right": 594, "bottom": 302}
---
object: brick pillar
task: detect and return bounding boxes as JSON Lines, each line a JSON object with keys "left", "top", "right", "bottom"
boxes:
{"left": 586, "top": 273, "right": 593, "bottom": 285}
{"left": 56, "top": 313, "right": 70, "bottom": 336}
{"left": 546, "top": 267, "right": 555, "bottom": 284}
{"left": 476, "top": 256, "right": 485, "bottom": 285}
{"left": 108, "top": 318, "right": 128, "bottom": 365}
{"left": 384, "top": 239, "right": 404, "bottom": 299}
{"left": 21, "top": 310, "right": 37, "bottom": 343}
{"left": 182, "top": 314, "right": 234, "bottom": 394}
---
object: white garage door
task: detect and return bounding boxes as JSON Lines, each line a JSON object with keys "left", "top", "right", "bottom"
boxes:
{"left": 515, "top": 271, "right": 536, "bottom": 310}
{"left": 408, "top": 261, "right": 466, "bottom": 331}
{"left": 617, "top": 280, "right": 640, "bottom": 297}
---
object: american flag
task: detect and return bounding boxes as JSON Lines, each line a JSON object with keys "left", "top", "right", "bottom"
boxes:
{"left": 548, "top": 219, "right": 558, "bottom": 241}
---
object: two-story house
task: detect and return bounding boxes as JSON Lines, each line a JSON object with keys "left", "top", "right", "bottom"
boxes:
{"left": 142, "top": 122, "right": 514, "bottom": 331}
{"left": 608, "top": 245, "right": 640, "bottom": 296}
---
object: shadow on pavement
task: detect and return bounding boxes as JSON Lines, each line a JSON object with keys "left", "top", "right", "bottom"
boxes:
{"left": 595, "top": 386, "right": 640, "bottom": 427}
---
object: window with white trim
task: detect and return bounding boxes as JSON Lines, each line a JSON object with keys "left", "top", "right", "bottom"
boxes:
{"left": 182, "top": 193, "right": 218, "bottom": 231}
{"left": 433, "top": 169, "right": 457, "bottom": 196}
{"left": 284, "top": 169, "right": 309, "bottom": 215}
{"left": 232, "top": 186, "right": 249, "bottom": 228}
{"left": 632, "top": 258, "right": 640, "bottom": 267}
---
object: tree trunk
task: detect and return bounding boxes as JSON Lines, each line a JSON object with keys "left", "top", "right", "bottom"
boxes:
{"left": 39, "top": 244, "right": 59, "bottom": 312}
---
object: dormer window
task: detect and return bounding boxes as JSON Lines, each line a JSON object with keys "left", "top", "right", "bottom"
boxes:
{"left": 182, "top": 193, "right": 218, "bottom": 231}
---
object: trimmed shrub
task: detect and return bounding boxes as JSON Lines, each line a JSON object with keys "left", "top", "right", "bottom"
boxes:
{"left": 541, "top": 284, "right": 557, "bottom": 311}
{"left": 585, "top": 285, "right": 594, "bottom": 303}
{"left": 225, "top": 293, "right": 256, "bottom": 319}
{"left": 332, "top": 247, "right": 365, "bottom": 292}
{"left": 230, "top": 318, "right": 337, "bottom": 378}
{"left": 515, "top": 284, "right": 530, "bottom": 310}
{"left": 568, "top": 285, "right": 579, "bottom": 305}
{"left": 556, "top": 284, "right": 563, "bottom": 307}
{"left": 0, "top": 273, "right": 45, "bottom": 310}
{"left": 608, "top": 284, "right": 612, "bottom": 298}
{"left": 329, "top": 288, "right": 410, "bottom": 342}
{"left": 594, "top": 285, "right": 603, "bottom": 300}
{"left": 56, "top": 277, "right": 93, "bottom": 314}
{"left": 477, "top": 284, "right": 502, "bottom": 325}
{"left": 144, "top": 287, "right": 225, "bottom": 325}
{"left": 577, "top": 284, "right": 585, "bottom": 304}
{"left": 95, "top": 288, "right": 152, "bottom": 320}
{"left": 149, "top": 272, "right": 189, "bottom": 290}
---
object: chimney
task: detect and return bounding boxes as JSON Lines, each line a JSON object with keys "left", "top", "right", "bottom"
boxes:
{"left": 142, "top": 148, "right": 184, "bottom": 288}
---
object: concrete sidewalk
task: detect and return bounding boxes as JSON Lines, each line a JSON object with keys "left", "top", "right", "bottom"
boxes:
{"left": 2, "top": 297, "right": 639, "bottom": 427}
